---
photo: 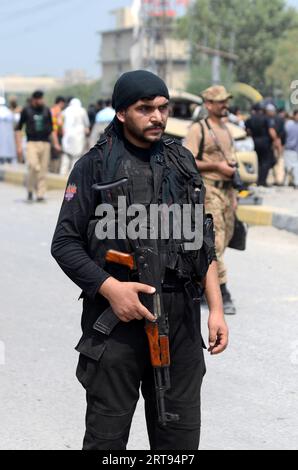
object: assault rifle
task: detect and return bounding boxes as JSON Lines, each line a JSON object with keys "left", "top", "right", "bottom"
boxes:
{"left": 92, "top": 177, "right": 179, "bottom": 427}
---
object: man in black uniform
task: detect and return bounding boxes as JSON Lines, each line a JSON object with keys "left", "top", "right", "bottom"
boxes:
{"left": 16, "top": 90, "right": 55, "bottom": 202}
{"left": 245, "top": 103, "right": 276, "bottom": 186}
{"left": 51, "top": 70, "right": 228, "bottom": 450}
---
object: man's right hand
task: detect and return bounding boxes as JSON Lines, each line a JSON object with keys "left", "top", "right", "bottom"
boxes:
{"left": 216, "top": 161, "right": 236, "bottom": 178}
{"left": 54, "top": 144, "right": 62, "bottom": 153}
{"left": 99, "top": 277, "right": 156, "bottom": 323}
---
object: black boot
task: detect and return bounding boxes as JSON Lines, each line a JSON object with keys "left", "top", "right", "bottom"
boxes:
{"left": 27, "top": 191, "right": 33, "bottom": 203}
{"left": 220, "top": 284, "right": 236, "bottom": 315}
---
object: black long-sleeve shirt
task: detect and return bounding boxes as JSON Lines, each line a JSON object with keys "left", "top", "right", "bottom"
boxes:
{"left": 17, "top": 105, "right": 53, "bottom": 142}
{"left": 51, "top": 148, "right": 110, "bottom": 299}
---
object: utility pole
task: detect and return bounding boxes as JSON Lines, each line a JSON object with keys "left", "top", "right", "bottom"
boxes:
{"left": 139, "top": 0, "right": 181, "bottom": 81}
{"left": 212, "top": 29, "right": 222, "bottom": 85}
{"left": 131, "top": 0, "right": 190, "bottom": 86}
{"left": 228, "top": 30, "right": 236, "bottom": 84}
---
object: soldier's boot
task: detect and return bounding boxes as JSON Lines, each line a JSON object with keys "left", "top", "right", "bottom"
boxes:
{"left": 220, "top": 284, "right": 236, "bottom": 315}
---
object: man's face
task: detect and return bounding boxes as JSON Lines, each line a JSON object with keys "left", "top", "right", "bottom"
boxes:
{"left": 266, "top": 110, "right": 276, "bottom": 118}
{"left": 117, "top": 96, "right": 169, "bottom": 145}
{"left": 205, "top": 99, "right": 230, "bottom": 118}
{"left": 294, "top": 112, "right": 298, "bottom": 122}
{"left": 58, "top": 100, "right": 65, "bottom": 110}
{"left": 32, "top": 97, "right": 44, "bottom": 108}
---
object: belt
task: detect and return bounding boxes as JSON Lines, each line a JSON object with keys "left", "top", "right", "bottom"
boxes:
{"left": 203, "top": 178, "right": 233, "bottom": 190}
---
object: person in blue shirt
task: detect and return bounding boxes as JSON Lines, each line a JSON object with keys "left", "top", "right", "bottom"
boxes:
{"left": 284, "top": 110, "right": 298, "bottom": 189}
{"left": 95, "top": 99, "right": 115, "bottom": 124}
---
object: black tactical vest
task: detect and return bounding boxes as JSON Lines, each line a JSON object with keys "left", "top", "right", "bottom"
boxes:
{"left": 87, "top": 134, "right": 215, "bottom": 286}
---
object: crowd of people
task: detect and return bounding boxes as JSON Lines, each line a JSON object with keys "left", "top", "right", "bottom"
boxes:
{"left": 230, "top": 102, "right": 298, "bottom": 189}
{"left": 1, "top": 88, "right": 298, "bottom": 202}
{"left": 0, "top": 91, "right": 115, "bottom": 201}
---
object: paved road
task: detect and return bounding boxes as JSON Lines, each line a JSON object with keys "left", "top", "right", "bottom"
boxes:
{"left": 258, "top": 185, "right": 298, "bottom": 215}
{"left": 0, "top": 182, "right": 297, "bottom": 450}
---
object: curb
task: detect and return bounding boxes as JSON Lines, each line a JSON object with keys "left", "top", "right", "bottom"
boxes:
{"left": 0, "top": 164, "right": 67, "bottom": 191}
{"left": 237, "top": 205, "right": 273, "bottom": 226}
{"left": 237, "top": 205, "right": 298, "bottom": 236}
{"left": 1, "top": 165, "right": 298, "bottom": 236}
{"left": 272, "top": 212, "right": 298, "bottom": 236}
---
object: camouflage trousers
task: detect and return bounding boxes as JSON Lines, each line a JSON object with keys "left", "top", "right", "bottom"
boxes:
{"left": 204, "top": 184, "right": 236, "bottom": 285}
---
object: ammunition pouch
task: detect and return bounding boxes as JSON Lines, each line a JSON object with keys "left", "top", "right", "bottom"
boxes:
{"left": 159, "top": 213, "right": 215, "bottom": 287}
{"left": 191, "top": 213, "right": 216, "bottom": 282}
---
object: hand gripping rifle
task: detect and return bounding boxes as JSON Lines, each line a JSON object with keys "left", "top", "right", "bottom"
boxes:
{"left": 92, "top": 177, "right": 179, "bottom": 426}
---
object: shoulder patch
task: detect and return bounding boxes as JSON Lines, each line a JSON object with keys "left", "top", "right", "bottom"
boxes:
{"left": 65, "top": 183, "right": 77, "bottom": 202}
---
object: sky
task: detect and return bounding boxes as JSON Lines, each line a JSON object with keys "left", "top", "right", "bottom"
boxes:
{"left": 0, "top": 0, "right": 131, "bottom": 78}
{"left": 1, "top": 0, "right": 298, "bottom": 79}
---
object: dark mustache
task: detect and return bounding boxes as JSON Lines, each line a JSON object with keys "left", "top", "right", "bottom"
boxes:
{"left": 145, "top": 124, "right": 165, "bottom": 131}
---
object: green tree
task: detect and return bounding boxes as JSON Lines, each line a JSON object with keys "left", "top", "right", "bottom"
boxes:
{"left": 45, "top": 80, "right": 102, "bottom": 108}
{"left": 187, "top": 61, "right": 235, "bottom": 95}
{"left": 178, "top": 0, "right": 297, "bottom": 94}
{"left": 266, "top": 28, "right": 298, "bottom": 101}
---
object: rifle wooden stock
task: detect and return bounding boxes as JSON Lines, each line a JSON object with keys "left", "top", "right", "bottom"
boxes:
{"left": 159, "top": 335, "right": 170, "bottom": 366}
{"left": 105, "top": 249, "right": 136, "bottom": 270}
{"left": 145, "top": 322, "right": 170, "bottom": 368}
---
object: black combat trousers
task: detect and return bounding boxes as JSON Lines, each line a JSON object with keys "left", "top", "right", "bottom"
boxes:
{"left": 76, "top": 291, "right": 206, "bottom": 450}
{"left": 256, "top": 147, "right": 275, "bottom": 186}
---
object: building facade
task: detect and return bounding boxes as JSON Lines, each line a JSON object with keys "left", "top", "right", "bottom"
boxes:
{"left": 100, "top": 7, "right": 190, "bottom": 95}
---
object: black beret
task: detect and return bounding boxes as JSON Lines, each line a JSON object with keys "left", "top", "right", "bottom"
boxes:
{"left": 112, "top": 70, "right": 169, "bottom": 112}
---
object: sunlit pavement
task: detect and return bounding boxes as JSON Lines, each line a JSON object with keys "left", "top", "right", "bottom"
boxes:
{"left": 0, "top": 182, "right": 297, "bottom": 450}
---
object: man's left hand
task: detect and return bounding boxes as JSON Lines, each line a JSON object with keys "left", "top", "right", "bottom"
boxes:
{"left": 54, "top": 144, "right": 62, "bottom": 153}
{"left": 208, "top": 313, "right": 229, "bottom": 355}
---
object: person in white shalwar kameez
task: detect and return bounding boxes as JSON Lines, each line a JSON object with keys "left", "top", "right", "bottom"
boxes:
{"left": 0, "top": 97, "right": 17, "bottom": 164}
{"left": 60, "top": 98, "right": 90, "bottom": 175}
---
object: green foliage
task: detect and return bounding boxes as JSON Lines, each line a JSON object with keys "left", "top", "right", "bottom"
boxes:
{"left": 187, "top": 61, "right": 235, "bottom": 95}
{"left": 177, "top": 0, "right": 298, "bottom": 94}
{"left": 266, "top": 28, "right": 298, "bottom": 100}
{"left": 45, "top": 80, "right": 102, "bottom": 107}
{"left": 187, "top": 65, "right": 212, "bottom": 95}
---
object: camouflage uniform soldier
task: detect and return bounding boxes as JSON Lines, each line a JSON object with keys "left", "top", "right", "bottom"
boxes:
{"left": 185, "top": 86, "right": 237, "bottom": 315}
